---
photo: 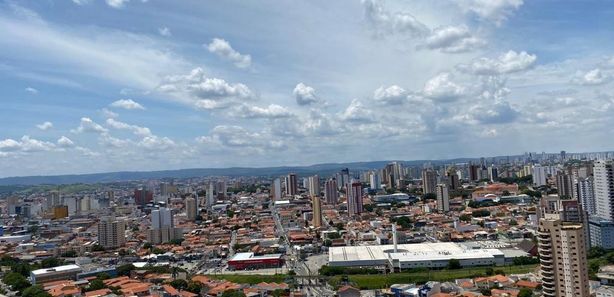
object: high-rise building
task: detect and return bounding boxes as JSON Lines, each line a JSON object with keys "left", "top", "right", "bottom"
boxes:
{"left": 160, "top": 182, "right": 169, "bottom": 197}
{"left": 468, "top": 164, "right": 480, "bottom": 182}
{"left": 487, "top": 166, "right": 498, "bottom": 182}
{"left": 6, "top": 196, "right": 18, "bottom": 215}
{"left": 308, "top": 175, "right": 320, "bottom": 197}
{"left": 383, "top": 162, "right": 403, "bottom": 189}
{"left": 324, "top": 179, "right": 339, "bottom": 205}
{"left": 337, "top": 168, "right": 350, "bottom": 190}
{"left": 312, "top": 196, "right": 322, "bottom": 228}
{"left": 147, "top": 208, "right": 182, "bottom": 244}
{"left": 446, "top": 170, "right": 460, "bottom": 190}
{"left": 98, "top": 216, "right": 126, "bottom": 249}
{"left": 286, "top": 173, "right": 298, "bottom": 196}
{"left": 537, "top": 197, "right": 590, "bottom": 297}
{"left": 595, "top": 160, "right": 614, "bottom": 220}
{"left": 435, "top": 184, "right": 449, "bottom": 212}
{"left": 272, "top": 178, "right": 282, "bottom": 201}
{"left": 207, "top": 183, "right": 215, "bottom": 209}
{"left": 576, "top": 177, "right": 595, "bottom": 216}
{"left": 556, "top": 172, "right": 575, "bottom": 199}
{"left": 346, "top": 181, "right": 363, "bottom": 216}
{"left": 369, "top": 171, "right": 381, "bottom": 190}
{"left": 421, "top": 169, "right": 437, "bottom": 195}
{"left": 134, "top": 188, "right": 153, "bottom": 207}
{"left": 533, "top": 165, "right": 547, "bottom": 186}
{"left": 46, "top": 191, "right": 62, "bottom": 210}
{"left": 215, "top": 181, "right": 227, "bottom": 199}
{"left": 185, "top": 197, "right": 197, "bottom": 221}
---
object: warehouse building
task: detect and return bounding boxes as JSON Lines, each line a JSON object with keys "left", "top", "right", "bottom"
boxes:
{"left": 30, "top": 264, "right": 82, "bottom": 284}
{"left": 227, "top": 252, "right": 284, "bottom": 270}
{"left": 328, "top": 242, "right": 527, "bottom": 271}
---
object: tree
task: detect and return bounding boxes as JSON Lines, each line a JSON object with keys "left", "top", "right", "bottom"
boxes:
{"left": 459, "top": 214, "right": 472, "bottom": 222}
{"left": 21, "top": 285, "right": 51, "bottom": 297}
{"left": 588, "top": 246, "right": 607, "bottom": 259}
{"left": 518, "top": 288, "right": 533, "bottom": 297}
{"left": 447, "top": 259, "right": 461, "bottom": 270}
{"left": 186, "top": 281, "right": 203, "bottom": 294}
{"left": 423, "top": 193, "right": 437, "bottom": 200}
{"left": 221, "top": 289, "right": 246, "bottom": 297}
{"left": 143, "top": 242, "right": 153, "bottom": 249}
{"left": 170, "top": 279, "right": 188, "bottom": 290}
{"left": 480, "top": 288, "right": 492, "bottom": 296}
{"left": 61, "top": 250, "right": 77, "bottom": 258}
{"left": 91, "top": 244, "right": 105, "bottom": 252}
{"left": 87, "top": 279, "right": 105, "bottom": 291}
{"left": 41, "top": 257, "right": 62, "bottom": 268}
{"left": 485, "top": 268, "right": 494, "bottom": 276}
{"left": 116, "top": 264, "right": 136, "bottom": 276}
{"left": 3, "top": 272, "right": 31, "bottom": 292}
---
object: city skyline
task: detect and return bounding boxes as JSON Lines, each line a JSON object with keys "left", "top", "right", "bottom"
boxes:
{"left": 2, "top": 1, "right": 614, "bottom": 177}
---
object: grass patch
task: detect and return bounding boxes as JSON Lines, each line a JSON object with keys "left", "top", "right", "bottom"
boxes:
{"left": 328, "top": 265, "right": 538, "bottom": 290}
{"left": 208, "top": 274, "right": 288, "bottom": 284}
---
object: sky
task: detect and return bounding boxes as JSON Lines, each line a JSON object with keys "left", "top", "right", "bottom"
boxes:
{"left": 1, "top": 0, "right": 614, "bottom": 177}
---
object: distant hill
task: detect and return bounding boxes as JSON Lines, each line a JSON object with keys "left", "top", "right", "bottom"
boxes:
{"left": 0, "top": 158, "right": 483, "bottom": 186}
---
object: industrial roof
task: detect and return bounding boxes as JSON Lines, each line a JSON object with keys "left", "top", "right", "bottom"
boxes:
{"left": 31, "top": 264, "right": 82, "bottom": 276}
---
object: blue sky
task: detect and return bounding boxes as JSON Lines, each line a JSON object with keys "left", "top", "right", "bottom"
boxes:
{"left": 1, "top": 0, "right": 614, "bottom": 177}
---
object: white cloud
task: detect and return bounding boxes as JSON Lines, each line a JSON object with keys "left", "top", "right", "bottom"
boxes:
{"left": 422, "top": 73, "right": 464, "bottom": 101}
{"left": 362, "top": 0, "right": 429, "bottom": 37}
{"left": 110, "top": 99, "right": 145, "bottom": 110}
{"left": 457, "top": 50, "right": 537, "bottom": 75}
{"left": 340, "top": 99, "right": 374, "bottom": 122}
{"left": 423, "top": 25, "right": 486, "bottom": 53}
{"left": 458, "top": 0, "right": 524, "bottom": 25}
{"left": 293, "top": 83, "right": 319, "bottom": 105}
{"left": 138, "top": 135, "right": 176, "bottom": 151}
{"left": 57, "top": 136, "right": 75, "bottom": 148}
{"left": 235, "top": 104, "right": 293, "bottom": 119}
{"left": 206, "top": 38, "right": 252, "bottom": 69}
{"left": 100, "top": 108, "right": 119, "bottom": 118}
{"left": 71, "top": 0, "right": 91, "bottom": 5}
{"left": 573, "top": 68, "right": 609, "bottom": 86}
{"left": 36, "top": 121, "right": 53, "bottom": 131}
{"left": 373, "top": 85, "right": 407, "bottom": 105}
{"left": 25, "top": 87, "right": 38, "bottom": 94}
{"left": 71, "top": 117, "right": 108, "bottom": 134}
{"left": 106, "top": 118, "right": 152, "bottom": 137}
{"left": 158, "top": 27, "right": 171, "bottom": 37}
{"left": 467, "top": 101, "right": 519, "bottom": 124}
{"left": 106, "top": 0, "right": 129, "bottom": 9}
{"left": 0, "top": 136, "right": 55, "bottom": 153}
{"left": 159, "top": 67, "right": 255, "bottom": 110}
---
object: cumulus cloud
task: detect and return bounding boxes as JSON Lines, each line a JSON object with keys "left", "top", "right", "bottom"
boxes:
{"left": 573, "top": 68, "right": 610, "bottom": 86}
{"left": 0, "top": 136, "right": 55, "bottom": 153}
{"left": 467, "top": 101, "right": 520, "bottom": 124}
{"left": 159, "top": 67, "right": 255, "bottom": 110}
{"left": 25, "top": 87, "right": 38, "bottom": 94}
{"left": 293, "top": 83, "right": 319, "bottom": 105}
{"left": 110, "top": 99, "right": 145, "bottom": 110}
{"left": 106, "top": 118, "right": 152, "bottom": 137}
{"left": 206, "top": 38, "right": 252, "bottom": 69}
{"left": 235, "top": 104, "right": 293, "bottom": 119}
{"left": 457, "top": 0, "right": 524, "bottom": 25}
{"left": 100, "top": 108, "right": 119, "bottom": 118}
{"left": 362, "top": 0, "right": 429, "bottom": 37}
{"left": 36, "top": 121, "right": 53, "bottom": 131}
{"left": 423, "top": 25, "right": 486, "bottom": 53}
{"left": 71, "top": 117, "right": 108, "bottom": 134}
{"left": 458, "top": 50, "right": 536, "bottom": 75}
{"left": 57, "top": 136, "right": 75, "bottom": 148}
{"left": 158, "top": 27, "right": 171, "bottom": 37}
{"left": 373, "top": 85, "right": 407, "bottom": 105}
{"left": 139, "top": 135, "right": 176, "bottom": 151}
{"left": 106, "top": 0, "right": 129, "bottom": 9}
{"left": 340, "top": 99, "right": 374, "bottom": 122}
{"left": 422, "top": 73, "right": 464, "bottom": 101}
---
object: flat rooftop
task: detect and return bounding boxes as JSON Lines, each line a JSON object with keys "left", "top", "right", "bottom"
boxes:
{"left": 31, "top": 264, "right": 82, "bottom": 276}
{"left": 329, "top": 242, "right": 508, "bottom": 264}
{"left": 229, "top": 252, "right": 283, "bottom": 261}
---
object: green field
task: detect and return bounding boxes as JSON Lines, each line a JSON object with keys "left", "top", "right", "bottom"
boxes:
{"left": 208, "top": 274, "right": 289, "bottom": 284}
{"left": 206, "top": 265, "right": 538, "bottom": 289}
{"left": 328, "top": 265, "right": 538, "bottom": 290}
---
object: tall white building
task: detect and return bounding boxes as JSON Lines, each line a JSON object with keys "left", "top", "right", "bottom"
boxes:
{"left": 272, "top": 178, "right": 282, "bottom": 201}
{"left": 369, "top": 171, "right": 381, "bottom": 190}
{"left": 148, "top": 207, "right": 182, "bottom": 244}
{"left": 206, "top": 183, "right": 215, "bottom": 209}
{"left": 533, "top": 165, "right": 547, "bottom": 186}
{"left": 185, "top": 197, "right": 197, "bottom": 221}
{"left": 595, "top": 160, "right": 614, "bottom": 220}
{"left": 308, "top": 175, "right": 320, "bottom": 197}
{"left": 576, "top": 177, "right": 596, "bottom": 216}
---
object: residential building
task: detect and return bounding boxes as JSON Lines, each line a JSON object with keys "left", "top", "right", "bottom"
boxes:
{"left": 97, "top": 216, "right": 126, "bottom": 249}
{"left": 347, "top": 181, "right": 363, "bottom": 216}
{"left": 436, "top": 184, "right": 449, "bottom": 212}
{"left": 185, "top": 197, "right": 197, "bottom": 221}
{"left": 312, "top": 196, "right": 322, "bottom": 228}
{"left": 324, "top": 178, "right": 339, "bottom": 205}
{"left": 533, "top": 165, "right": 547, "bottom": 186}
{"left": 421, "top": 168, "right": 437, "bottom": 195}
{"left": 595, "top": 160, "right": 614, "bottom": 220}
{"left": 286, "top": 173, "right": 298, "bottom": 196}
